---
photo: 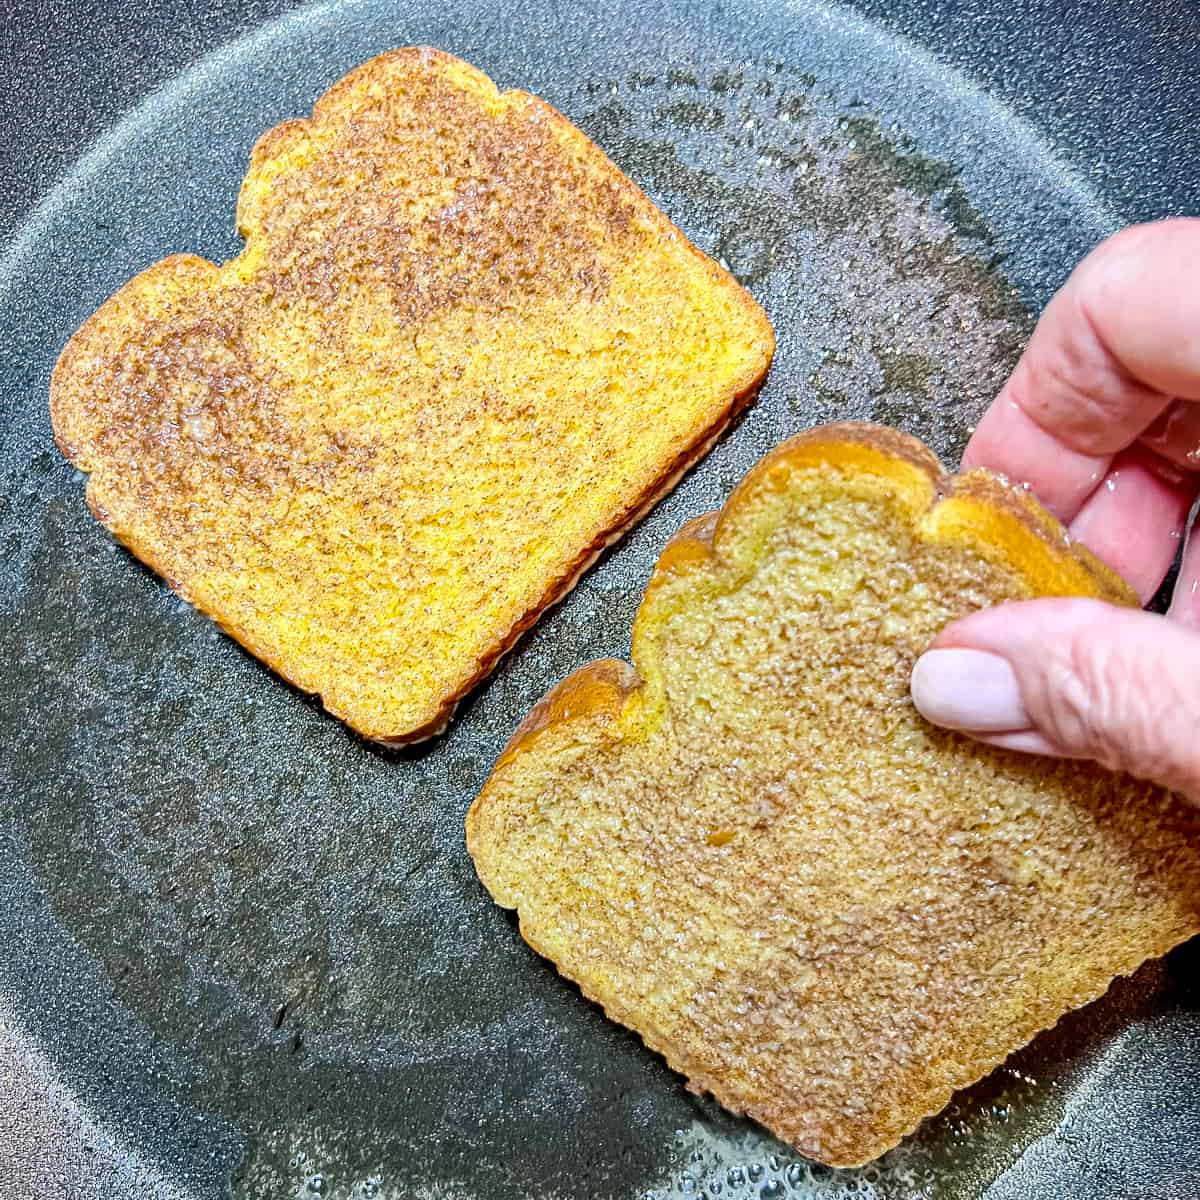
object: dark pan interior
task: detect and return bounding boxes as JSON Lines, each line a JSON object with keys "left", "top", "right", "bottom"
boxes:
{"left": 1, "top": 2, "right": 1198, "bottom": 1198}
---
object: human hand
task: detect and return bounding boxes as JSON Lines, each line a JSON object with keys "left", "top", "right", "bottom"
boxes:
{"left": 910, "top": 218, "right": 1200, "bottom": 802}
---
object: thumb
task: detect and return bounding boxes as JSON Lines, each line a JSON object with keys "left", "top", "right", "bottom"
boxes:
{"left": 910, "top": 598, "right": 1200, "bottom": 803}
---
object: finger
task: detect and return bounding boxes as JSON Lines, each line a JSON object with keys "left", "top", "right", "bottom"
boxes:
{"left": 1066, "top": 448, "right": 1196, "bottom": 602}
{"left": 963, "top": 397, "right": 1111, "bottom": 522}
{"left": 962, "top": 218, "right": 1200, "bottom": 514}
{"left": 1168, "top": 503, "right": 1200, "bottom": 628}
{"left": 1078, "top": 220, "right": 1200, "bottom": 402}
{"left": 912, "top": 598, "right": 1200, "bottom": 803}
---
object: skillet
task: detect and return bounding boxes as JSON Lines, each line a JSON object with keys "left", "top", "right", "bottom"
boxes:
{"left": 2, "top": 1, "right": 1199, "bottom": 1196}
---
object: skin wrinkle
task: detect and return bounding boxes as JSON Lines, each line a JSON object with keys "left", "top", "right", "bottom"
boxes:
{"left": 1072, "top": 289, "right": 1169, "bottom": 447}
{"left": 1058, "top": 617, "right": 1122, "bottom": 769}
{"left": 1082, "top": 635, "right": 1200, "bottom": 798}
{"left": 1036, "top": 303, "right": 1130, "bottom": 445}
{"left": 1016, "top": 299, "right": 1164, "bottom": 462}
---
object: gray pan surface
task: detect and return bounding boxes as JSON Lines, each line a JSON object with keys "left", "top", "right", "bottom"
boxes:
{"left": 2, "top": 1, "right": 1199, "bottom": 1197}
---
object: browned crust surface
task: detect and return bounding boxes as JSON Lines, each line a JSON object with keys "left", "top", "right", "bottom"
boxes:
{"left": 467, "top": 421, "right": 1198, "bottom": 1167}
{"left": 49, "top": 46, "right": 775, "bottom": 743}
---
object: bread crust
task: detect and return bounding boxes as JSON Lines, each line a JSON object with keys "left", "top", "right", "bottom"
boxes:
{"left": 49, "top": 47, "right": 774, "bottom": 742}
{"left": 482, "top": 421, "right": 1134, "bottom": 765}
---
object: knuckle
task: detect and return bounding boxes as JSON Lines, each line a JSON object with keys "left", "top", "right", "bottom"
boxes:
{"left": 1064, "top": 629, "right": 1133, "bottom": 769}
{"left": 1020, "top": 310, "right": 1131, "bottom": 451}
{"left": 1032, "top": 619, "right": 1200, "bottom": 797}
{"left": 1028, "top": 631, "right": 1116, "bottom": 763}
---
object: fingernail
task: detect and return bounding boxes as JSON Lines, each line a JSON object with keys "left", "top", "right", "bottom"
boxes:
{"left": 911, "top": 648, "right": 1030, "bottom": 733}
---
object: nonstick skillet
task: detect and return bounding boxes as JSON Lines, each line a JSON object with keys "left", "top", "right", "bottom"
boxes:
{"left": 2, "top": 1, "right": 1199, "bottom": 1197}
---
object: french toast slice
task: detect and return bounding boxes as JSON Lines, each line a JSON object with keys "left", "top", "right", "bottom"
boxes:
{"left": 466, "top": 422, "right": 1200, "bottom": 1166}
{"left": 50, "top": 47, "right": 774, "bottom": 742}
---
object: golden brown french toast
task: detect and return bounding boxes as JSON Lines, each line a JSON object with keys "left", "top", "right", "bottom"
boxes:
{"left": 50, "top": 47, "right": 773, "bottom": 742}
{"left": 467, "top": 421, "right": 1200, "bottom": 1166}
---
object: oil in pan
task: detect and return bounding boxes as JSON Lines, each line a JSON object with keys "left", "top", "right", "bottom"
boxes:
{"left": 1, "top": 1, "right": 1197, "bottom": 1198}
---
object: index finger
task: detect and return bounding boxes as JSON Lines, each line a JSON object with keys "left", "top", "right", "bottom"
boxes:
{"left": 962, "top": 218, "right": 1200, "bottom": 522}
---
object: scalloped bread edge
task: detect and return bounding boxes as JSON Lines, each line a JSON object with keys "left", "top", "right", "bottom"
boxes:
{"left": 466, "top": 421, "right": 1159, "bottom": 1166}
{"left": 474, "top": 421, "right": 1135, "bottom": 772}
{"left": 48, "top": 47, "right": 774, "bottom": 743}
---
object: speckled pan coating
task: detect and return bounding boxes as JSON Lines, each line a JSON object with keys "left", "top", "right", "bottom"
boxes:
{"left": 2, "top": 1, "right": 1199, "bottom": 1199}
